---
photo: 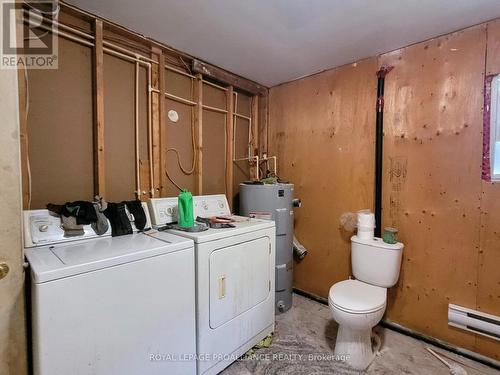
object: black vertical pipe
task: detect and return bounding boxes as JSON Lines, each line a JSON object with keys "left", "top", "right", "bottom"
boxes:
{"left": 375, "top": 66, "right": 392, "bottom": 237}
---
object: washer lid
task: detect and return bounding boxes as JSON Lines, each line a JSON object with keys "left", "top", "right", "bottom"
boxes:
{"left": 25, "top": 233, "right": 193, "bottom": 283}
{"left": 329, "top": 280, "right": 386, "bottom": 313}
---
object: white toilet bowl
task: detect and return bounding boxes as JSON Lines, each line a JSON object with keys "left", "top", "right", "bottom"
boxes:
{"left": 329, "top": 279, "right": 387, "bottom": 370}
{"left": 328, "top": 235, "right": 403, "bottom": 370}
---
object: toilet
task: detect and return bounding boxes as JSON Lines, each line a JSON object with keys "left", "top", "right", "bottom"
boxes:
{"left": 329, "top": 235, "right": 404, "bottom": 370}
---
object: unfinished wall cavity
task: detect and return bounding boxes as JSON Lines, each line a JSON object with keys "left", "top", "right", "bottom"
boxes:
{"left": 21, "top": 5, "right": 267, "bottom": 210}
{"left": 269, "top": 22, "right": 500, "bottom": 360}
{"left": 103, "top": 55, "right": 149, "bottom": 201}
{"left": 26, "top": 37, "right": 94, "bottom": 208}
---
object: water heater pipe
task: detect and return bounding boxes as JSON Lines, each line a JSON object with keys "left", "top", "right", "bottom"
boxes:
{"left": 374, "top": 66, "right": 393, "bottom": 237}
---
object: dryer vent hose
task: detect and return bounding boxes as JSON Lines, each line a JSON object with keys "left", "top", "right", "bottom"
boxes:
{"left": 293, "top": 236, "right": 308, "bottom": 260}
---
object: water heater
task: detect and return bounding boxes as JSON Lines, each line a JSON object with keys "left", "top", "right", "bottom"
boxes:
{"left": 239, "top": 182, "right": 300, "bottom": 313}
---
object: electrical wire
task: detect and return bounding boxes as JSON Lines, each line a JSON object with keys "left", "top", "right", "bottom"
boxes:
{"left": 179, "top": 56, "right": 192, "bottom": 75}
{"left": 165, "top": 169, "right": 182, "bottom": 191}
{"left": 164, "top": 74, "right": 196, "bottom": 191}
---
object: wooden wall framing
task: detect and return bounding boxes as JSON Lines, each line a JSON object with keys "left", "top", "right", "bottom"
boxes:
{"left": 92, "top": 19, "right": 105, "bottom": 197}
{"left": 19, "top": 3, "right": 269, "bottom": 209}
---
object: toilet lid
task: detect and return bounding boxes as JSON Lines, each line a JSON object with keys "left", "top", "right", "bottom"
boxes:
{"left": 329, "top": 280, "right": 386, "bottom": 313}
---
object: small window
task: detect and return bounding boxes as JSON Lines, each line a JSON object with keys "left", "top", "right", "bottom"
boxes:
{"left": 488, "top": 75, "right": 500, "bottom": 181}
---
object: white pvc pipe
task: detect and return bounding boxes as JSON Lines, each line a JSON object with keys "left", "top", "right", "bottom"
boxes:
{"left": 23, "top": 9, "right": 94, "bottom": 40}
{"left": 165, "top": 92, "right": 196, "bottom": 106}
{"left": 165, "top": 65, "right": 195, "bottom": 79}
{"left": 23, "top": 18, "right": 94, "bottom": 47}
{"left": 203, "top": 79, "right": 227, "bottom": 92}
{"left": 147, "top": 64, "right": 154, "bottom": 197}
{"left": 202, "top": 104, "right": 228, "bottom": 114}
{"left": 104, "top": 40, "right": 158, "bottom": 65}
{"left": 22, "top": 12, "right": 189, "bottom": 200}
{"left": 134, "top": 62, "right": 141, "bottom": 198}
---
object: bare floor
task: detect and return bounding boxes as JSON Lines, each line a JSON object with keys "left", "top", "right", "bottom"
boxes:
{"left": 222, "top": 294, "right": 499, "bottom": 375}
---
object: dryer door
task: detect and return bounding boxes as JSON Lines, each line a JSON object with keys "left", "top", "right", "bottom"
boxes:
{"left": 209, "top": 236, "right": 271, "bottom": 329}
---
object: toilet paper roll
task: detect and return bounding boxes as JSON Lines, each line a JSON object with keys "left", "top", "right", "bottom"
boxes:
{"left": 357, "top": 226, "right": 374, "bottom": 240}
{"left": 357, "top": 210, "right": 375, "bottom": 228}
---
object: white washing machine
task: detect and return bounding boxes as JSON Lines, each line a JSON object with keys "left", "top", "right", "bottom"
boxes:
{"left": 24, "top": 204, "right": 197, "bottom": 375}
{"left": 148, "top": 195, "right": 276, "bottom": 375}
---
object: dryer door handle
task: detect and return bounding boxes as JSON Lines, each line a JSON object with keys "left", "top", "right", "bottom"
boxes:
{"left": 219, "top": 276, "right": 226, "bottom": 299}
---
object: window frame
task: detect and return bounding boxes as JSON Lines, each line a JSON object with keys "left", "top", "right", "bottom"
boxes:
{"left": 489, "top": 75, "right": 500, "bottom": 181}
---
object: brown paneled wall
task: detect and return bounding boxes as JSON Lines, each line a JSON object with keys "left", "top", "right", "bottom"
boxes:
{"left": 269, "top": 57, "right": 378, "bottom": 298}
{"left": 269, "top": 22, "right": 500, "bottom": 359}
{"left": 22, "top": 6, "right": 265, "bottom": 210}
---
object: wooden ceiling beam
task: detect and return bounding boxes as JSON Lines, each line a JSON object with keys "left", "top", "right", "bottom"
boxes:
{"left": 192, "top": 59, "right": 267, "bottom": 96}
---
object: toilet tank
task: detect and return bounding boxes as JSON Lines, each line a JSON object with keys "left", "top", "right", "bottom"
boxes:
{"left": 351, "top": 236, "right": 404, "bottom": 288}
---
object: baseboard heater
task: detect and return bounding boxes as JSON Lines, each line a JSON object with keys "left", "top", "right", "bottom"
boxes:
{"left": 448, "top": 304, "right": 500, "bottom": 341}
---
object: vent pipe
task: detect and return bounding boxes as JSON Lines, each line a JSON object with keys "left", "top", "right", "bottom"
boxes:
{"left": 374, "top": 66, "right": 393, "bottom": 237}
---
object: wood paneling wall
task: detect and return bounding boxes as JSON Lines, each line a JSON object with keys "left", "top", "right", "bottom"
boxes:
{"left": 379, "top": 24, "right": 488, "bottom": 355}
{"left": 269, "top": 23, "right": 500, "bottom": 360}
{"left": 269, "top": 58, "right": 377, "bottom": 296}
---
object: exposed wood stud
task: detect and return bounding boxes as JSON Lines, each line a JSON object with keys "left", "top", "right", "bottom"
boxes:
{"left": 250, "top": 95, "right": 259, "bottom": 180}
{"left": 226, "top": 86, "right": 234, "bottom": 209}
{"left": 194, "top": 73, "right": 203, "bottom": 195}
{"left": 92, "top": 19, "right": 106, "bottom": 197}
{"left": 158, "top": 50, "right": 166, "bottom": 196}
{"left": 151, "top": 47, "right": 162, "bottom": 197}
{"left": 258, "top": 94, "right": 269, "bottom": 157}
{"left": 134, "top": 61, "right": 141, "bottom": 198}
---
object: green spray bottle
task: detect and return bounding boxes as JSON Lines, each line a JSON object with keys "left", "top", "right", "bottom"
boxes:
{"left": 178, "top": 190, "right": 194, "bottom": 228}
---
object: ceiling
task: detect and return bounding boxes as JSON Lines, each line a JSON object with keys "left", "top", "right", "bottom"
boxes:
{"left": 66, "top": 0, "right": 500, "bottom": 87}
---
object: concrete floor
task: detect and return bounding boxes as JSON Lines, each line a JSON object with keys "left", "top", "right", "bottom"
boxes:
{"left": 222, "top": 294, "right": 499, "bottom": 375}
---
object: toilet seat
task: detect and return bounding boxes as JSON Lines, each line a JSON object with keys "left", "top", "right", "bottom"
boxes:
{"left": 329, "top": 279, "right": 386, "bottom": 314}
